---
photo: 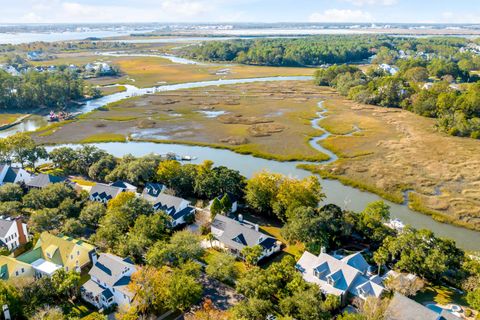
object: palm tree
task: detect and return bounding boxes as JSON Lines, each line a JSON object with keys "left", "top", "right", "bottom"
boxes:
{"left": 206, "top": 232, "right": 215, "bottom": 248}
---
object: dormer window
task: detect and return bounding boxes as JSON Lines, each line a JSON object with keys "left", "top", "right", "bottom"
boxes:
{"left": 327, "top": 276, "right": 335, "bottom": 286}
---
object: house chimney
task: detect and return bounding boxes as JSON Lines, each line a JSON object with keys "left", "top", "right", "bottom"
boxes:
{"left": 238, "top": 214, "right": 243, "bottom": 222}
{"left": 254, "top": 224, "right": 259, "bottom": 231}
{"left": 15, "top": 217, "right": 27, "bottom": 246}
{"left": 320, "top": 246, "right": 326, "bottom": 255}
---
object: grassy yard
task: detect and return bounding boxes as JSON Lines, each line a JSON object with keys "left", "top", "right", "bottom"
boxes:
{"left": 413, "top": 284, "right": 468, "bottom": 307}
{"left": 61, "top": 301, "right": 94, "bottom": 319}
{"left": 71, "top": 178, "right": 97, "bottom": 187}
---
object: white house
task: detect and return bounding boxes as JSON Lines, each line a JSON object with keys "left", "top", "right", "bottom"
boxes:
{"left": 296, "top": 251, "right": 385, "bottom": 305}
{"left": 89, "top": 183, "right": 125, "bottom": 204}
{"left": 0, "top": 217, "right": 28, "bottom": 251}
{"left": 0, "top": 165, "right": 32, "bottom": 185}
{"left": 379, "top": 63, "right": 399, "bottom": 75}
{"left": 81, "top": 253, "right": 137, "bottom": 310}
{"left": 0, "top": 65, "right": 21, "bottom": 76}
{"left": 142, "top": 192, "right": 195, "bottom": 227}
{"left": 210, "top": 214, "right": 281, "bottom": 261}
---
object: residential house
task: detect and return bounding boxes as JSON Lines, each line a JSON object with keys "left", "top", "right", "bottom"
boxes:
{"left": 0, "top": 216, "right": 29, "bottom": 251}
{"left": 379, "top": 63, "right": 399, "bottom": 75}
{"left": 142, "top": 193, "right": 195, "bottom": 227}
{"left": 110, "top": 180, "right": 137, "bottom": 193}
{"left": 209, "top": 192, "right": 239, "bottom": 213}
{"left": 81, "top": 253, "right": 137, "bottom": 310}
{"left": 27, "top": 51, "right": 44, "bottom": 61}
{"left": 141, "top": 182, "right": 166, "bottom": 199}
{"left": 14, "top": 232, "right": 97, "bottom": 278}
{"left": 26, "top": 173, "right": 66, "bottom": 189}
{"left": 0, "top": 164, "right": 32, "bottom": 185}
{"left": 296, "top": 251, "right": 385, "bottom": 305}
{"left": 210, "top": 214, "right": 281, "bottom": 261}
{"left": 89, "top": 183, "right": 125, "bottom": 204}
{"left": 0, "top": 256, "right": 34, "bottom": 280}
{"left": 0, "top": 65, "right": 20, "bottom": 76}
{"left": 386, "top": 293, "right": 460, "bottom": 320}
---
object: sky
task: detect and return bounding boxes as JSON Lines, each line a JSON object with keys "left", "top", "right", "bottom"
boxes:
{"left": 0, "top": 0, "right": 479, "bottom": 24}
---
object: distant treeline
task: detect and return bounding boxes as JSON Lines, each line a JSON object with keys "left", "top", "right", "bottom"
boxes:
{"left": 182, "top": 36, "right": 385, "bottom": 66}
{"left": 314, "top": 61, "right": 480, "bottom": 138}
{"left": 0, "top": 69, "right": 92, "bottom": 110}
{"left": 0, "top": 40, "right": 135, "bottom": 54}
{"left": 181, "top": 36, "right": 476, "bottom": 67}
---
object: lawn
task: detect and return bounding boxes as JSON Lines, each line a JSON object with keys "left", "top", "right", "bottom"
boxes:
{"left": 71, "top": 178, "right": 97, "bottom": 187}
{"left": 413, "top": 284, "right": 468, "bottom": 307}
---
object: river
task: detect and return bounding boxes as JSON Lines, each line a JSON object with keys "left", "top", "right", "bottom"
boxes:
{"left": 1, "top": 74, "right": 479, "bottom": 250}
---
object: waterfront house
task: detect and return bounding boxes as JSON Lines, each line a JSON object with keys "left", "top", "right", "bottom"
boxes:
{"left": 142, "top": 192, "right": 195, "bottom": 227}
{"left": 0, "top": 216, "right": 29, "bottom": 251}
{"left": 26, "top": 173, "right": 66, "bottom": 189}
{"left": 210, "top": 214, "right": 281, "bottom": 261}
{"left": 0, "top": 165, "right": 32, "bottom": 186}
{"left": 89, "top": 183, "right": 125, "bottom": 204}
{"left": 81, "top": 253, "right": 137, "bottom": 310}
{"left": 296, "top": 251, "right": 385, "bottom": 305}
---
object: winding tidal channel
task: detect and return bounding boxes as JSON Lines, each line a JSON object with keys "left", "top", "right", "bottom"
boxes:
{"left": 2, "top": 76, "right": 479, "bottom": 250}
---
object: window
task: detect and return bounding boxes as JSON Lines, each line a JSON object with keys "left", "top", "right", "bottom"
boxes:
{"left": 77, "top": 251, "right": 80, "bottom": 256}
{"left": 21, "top": 268, "right": 24, "bottom": 273}
{"left": 15, "top": 271, "right": 18, "bottom": 276}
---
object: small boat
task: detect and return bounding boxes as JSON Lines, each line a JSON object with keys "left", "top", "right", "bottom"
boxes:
{"left": 181, "top": 155, "right": 197, "bottom": 161}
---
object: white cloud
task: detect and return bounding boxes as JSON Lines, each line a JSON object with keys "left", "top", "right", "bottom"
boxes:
{"left": 4, "top": 0, "right": 222, "bottom": 23}
{"left": 309, "top": 9, "right": 373, "bottom": 23}
{"left": 342, "top": 0, "right": 397, "bottom": 6}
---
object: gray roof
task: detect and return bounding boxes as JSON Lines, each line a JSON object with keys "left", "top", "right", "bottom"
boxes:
{"left": 88, "top": 253, "right": 136, "bottom": 296}
{"left": 2, "top": 167, "right": 17, "bottom": 183}
{"left": 386, "top": 293, "right": 443, "bottom": 320}
{"left": 296, "top": 251, "right": 384, "bottom": 298}
{"left": 0, "top": 218, "right": 15, "bottom": 238}
{"left": 89, "top": 183, "right": 124, "bottom": 201}
{"left": 341, "top": 252, "right": 370, "bottom": 274}
{"left": 211, "top": 215, "right": 277, "bottom": 252}
{"left": 27, "top": 174, "right": 65, "bottom": 188}
{"left": 142, "top": 182, "right": 165, "bottom": 198}
{"left": 152, "top": 193, "right": 187, "bottom": 210}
